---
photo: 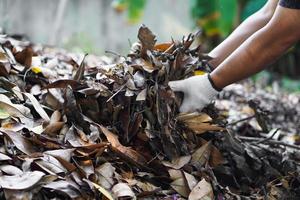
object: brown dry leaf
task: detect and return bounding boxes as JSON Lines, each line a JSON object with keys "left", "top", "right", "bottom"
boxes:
{"left": 133, "top": 58, "right": 155, "bottom": 73}
{"left": 162, "top": 155, "right": 191, "bottom": 169}
{"left": 154, "top": 42, "right": 174, "bottom": 52}
{"left": 2, "top": 130, "right": 36, "bottom": 155}
{"left": 177, "top": 112, "right": 212, "bottom": 123}
{"left": 177, "top": 112, "right": 224, "bottom": 134}
{"left": 210, "top": 147, "right": 224, "bottom": 168}
{"left": 73, "top": 54, "right": 87, "bottom": 81}
{"left": 170, "top": 171, "right": 197, "bottom": 198}
{"left": 0, "top": 47, "right": 11, "bottom": 76}
{"left": 188, "top": 179, "right": 214, "bottom": 200}
{"left": 0, "top": 171, "right": 45, "bottom": 190}
{"left": 43, "top": 121, "right": 65, "bottom": 136}
{"left": 191, "top": 142, "right": 211, "bottom": 169}
{"left": 74, "top": 159, "right": 94, "bottom": 178}
{"left": 138, "top": 24, "right": 157, "bottom": 58}
{"left": 186, "top": 122, "right": 225, "bottom": 134}
{"left": 99, "top": 124, "right": 147, "bottom": 166}
{"left": 14, "top": 47, "right": 33, "bottom": 68}
{"left": 64, "top": 125, "right": 93, "bottom": 147}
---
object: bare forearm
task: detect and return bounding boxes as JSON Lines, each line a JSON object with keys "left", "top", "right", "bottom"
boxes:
{"left": 208, "top": 0, "right": 278, "bottom": 68}
{"left": 210, "top": 6, "right": 300, "bottom": 89}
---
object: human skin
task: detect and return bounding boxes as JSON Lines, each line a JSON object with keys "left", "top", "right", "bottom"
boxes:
{"left": 210, "top": 5, "right": 300, "bottom": 89}
{"left": 208, "top": 0, "right": 279, "bottom": 69}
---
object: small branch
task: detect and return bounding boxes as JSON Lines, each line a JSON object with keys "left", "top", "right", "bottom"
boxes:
{"left": 227, "top": 115, "right": 255, "bottom": 126}
{"left": 238, "top": 136, "right": 300, "bottom": 150}
{"left": 106, "top": 85, "right": 125, "bottom": 102}
{"left": 255, "top": 128, "right": 279, "bottom": 144}
{"left": 105, "top": 50, "right": 124, "bottom": 58}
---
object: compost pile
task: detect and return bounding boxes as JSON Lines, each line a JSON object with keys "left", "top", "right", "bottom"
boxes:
{"left": 0, "top": 25, "right": 300, "bottom": 200}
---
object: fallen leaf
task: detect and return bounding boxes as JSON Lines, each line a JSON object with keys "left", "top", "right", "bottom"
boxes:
{"left": 95, "top": 162, "right": 115, "bottom": 189}
{"left": 43, "top": 180, "right": 81, "bottom": 199}
{"left": 191, "top": 142, "right": 211, "bottom": 170}
{"left": 24, "top": 92, "right": 50, "bottom": 122}
{"left": 0, "top": 171, "right": 45, "bottom": 190}
{"left": 0, "top": 152, "right": 12, "bottom": 161}
{"left": 112, "top": 182, "right": 136, "bottom": 200}
{"left": 170, "top": 171, "right": 197, "bottom": 198}
{"left": 99, "top": 124, "right": 147, "bottom": 166}
{"left": 92, "top": 181, "right": 114, "bottom": 200}
{"left": 0, "top": 165, "right": 23, "bottom": 175}
{"left": 2, "top": 130, "right": 36, "bottom": 155}
{"left": 188, "top": 179, "right": 214, "bottom": 200}
{"left": 138, "top": 25, "right": 157, "bottom": 58}
{"left": 162, "top": 155, "right": 191, "bottom": 169}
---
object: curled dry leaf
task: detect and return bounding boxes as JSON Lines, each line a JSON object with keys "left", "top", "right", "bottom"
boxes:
{"left": 0, "top": 171, "right": 45, "bottom": 190}
{"left": 0, "top": 152, "right": 12, "bottom": 161}
{"left": 112, "top": 183, "right": 136, "bottom": 200}
{"left": 0, "top": 165, "right": 23, "bottom": 175}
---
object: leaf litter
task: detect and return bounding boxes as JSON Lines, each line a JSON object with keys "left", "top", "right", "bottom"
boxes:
{"left": 0, "top": 25, "right": 300, "bottom": 199}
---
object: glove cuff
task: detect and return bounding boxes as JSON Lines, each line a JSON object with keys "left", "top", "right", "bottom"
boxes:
{"left": 207, "top": 73, "right": 222, "bottom": 92}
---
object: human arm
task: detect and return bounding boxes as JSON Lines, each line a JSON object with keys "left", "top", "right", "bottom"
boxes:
{"left": 211, "top": 5, "right": 300, "bottom": 89}
{"left": 208, "top": 0, "right": 278, "bottom": 68}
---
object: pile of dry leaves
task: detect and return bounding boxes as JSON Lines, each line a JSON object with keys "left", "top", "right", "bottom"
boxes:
{"left": 0, "top": 25, "right": 299, "bottom": 200}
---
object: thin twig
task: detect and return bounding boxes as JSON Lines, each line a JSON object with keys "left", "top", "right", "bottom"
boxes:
{"left": 255, "top": 128, "right": 280, "bottom": 144}
{"left": 238, "top": 136, "right": 300, "bottom": 150}
{"left": 106, "top": 85, "right": 125, "bottom": 102}
{"left": 105, "top": 50, "right": 124, "bottom": 58}
{"left": 227, "top": 115, "right": 255, "bottom": 126}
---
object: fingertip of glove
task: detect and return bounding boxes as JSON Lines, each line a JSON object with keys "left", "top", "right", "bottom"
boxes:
{"left": 168, "top": 81, "right": 181, "bottom": 91}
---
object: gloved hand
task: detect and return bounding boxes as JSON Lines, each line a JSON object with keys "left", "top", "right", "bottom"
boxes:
{"left": 168, "top": 74, "right": 221, "bottom": 113}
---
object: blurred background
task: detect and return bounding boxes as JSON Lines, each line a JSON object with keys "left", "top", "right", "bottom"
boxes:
{"left": 0, "top": 0, "right": 300, "bottom": 90}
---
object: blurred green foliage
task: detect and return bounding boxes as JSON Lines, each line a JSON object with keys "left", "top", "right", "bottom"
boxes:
{"left": 190, "top": 0, "right": 267, "bottom": 38}
{"left": 112, "top": 0, "right": 146, "bottom": 23}
{"left": 190, "top": 0, "right": 237, "bottom": 37}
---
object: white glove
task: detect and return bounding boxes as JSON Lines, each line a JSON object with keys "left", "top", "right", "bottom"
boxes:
{"left": 168, "top": 74, "right": 220, "bottom": 113}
